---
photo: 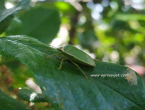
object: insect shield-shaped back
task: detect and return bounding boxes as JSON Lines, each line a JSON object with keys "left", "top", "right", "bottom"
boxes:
{"left": 57, "top": 44, "right": 96, "bottom": 66}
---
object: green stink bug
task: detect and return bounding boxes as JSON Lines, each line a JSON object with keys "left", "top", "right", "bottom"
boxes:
{"left": 56, "top": 44, "right": 96, "bottom": 79}
{"left": 57, "top": 44, "right": 96, "bottom": 66}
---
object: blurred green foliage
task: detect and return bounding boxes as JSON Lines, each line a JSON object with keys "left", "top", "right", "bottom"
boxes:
{"left": 0, "top": 0, "right": 145, "bottom": 109}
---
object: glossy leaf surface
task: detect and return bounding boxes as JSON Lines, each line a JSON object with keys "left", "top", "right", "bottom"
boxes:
{"left": 0, "top": 35, "right": 145, "bottom": 110}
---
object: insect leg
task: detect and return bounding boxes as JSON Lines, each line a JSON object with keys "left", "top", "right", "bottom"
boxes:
{"left": 46, "top": 54, "right": 57, "bottom": 58}
{"left": 58, "top": 58, "right": 68, "bottom": 69}
{"left": 46, "top": 52, "right": 62, "bottom": 58}
{"left": 44, "top": 49, "right": 50, "bottom": 52}
{"left": 70, "top": 61, "right": 88, "bottom": 80}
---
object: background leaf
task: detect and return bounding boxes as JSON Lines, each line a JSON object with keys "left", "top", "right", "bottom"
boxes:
{"left": 0, "top": 89, "right": 30, "bottom": 110}
{"left": 79, "top": 30, "right": 98, "bottom": 52}
{"left": 0, "top": 35, "right": 145, "bottom": 110}
{"left": 6, "top": 17, "right": 23, "bottom": 35}
{"left": 14, "top": 7, "right": 60, "bottom": 44}
{"left": 0, "top": 0, "right": 5, "bottom": 10}
{"left": 0, "top": 0, "right": 30, "bottom": 35}
{"left": 0, "top": 15, "right": 13, "bottom": 35}
{"left": 18, "top": 89, "right": 48, "bottom": 102}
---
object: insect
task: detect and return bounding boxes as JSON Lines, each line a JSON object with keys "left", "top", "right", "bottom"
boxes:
{"left": 46, "top": 44, "right": 96, "bottom": 79}
{"left": 58, "top": 44, "right": 96, "bottom": 79}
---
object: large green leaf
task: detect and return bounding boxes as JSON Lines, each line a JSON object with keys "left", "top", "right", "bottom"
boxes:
{"left": 0, "top": 35, "right": 145, "bottom": 110}
{"left": 0, "top": 0, "right": 30, "bottom": 35}
{"left": 0, "top": 89, "right": 30, "bottom": 110}
{"left": 15, "top": 7, "right": 60, "bottom": 44}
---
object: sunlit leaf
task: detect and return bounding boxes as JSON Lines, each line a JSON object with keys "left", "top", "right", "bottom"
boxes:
{"left": 115, "top": 13, "right": 145, "bottom": 21}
